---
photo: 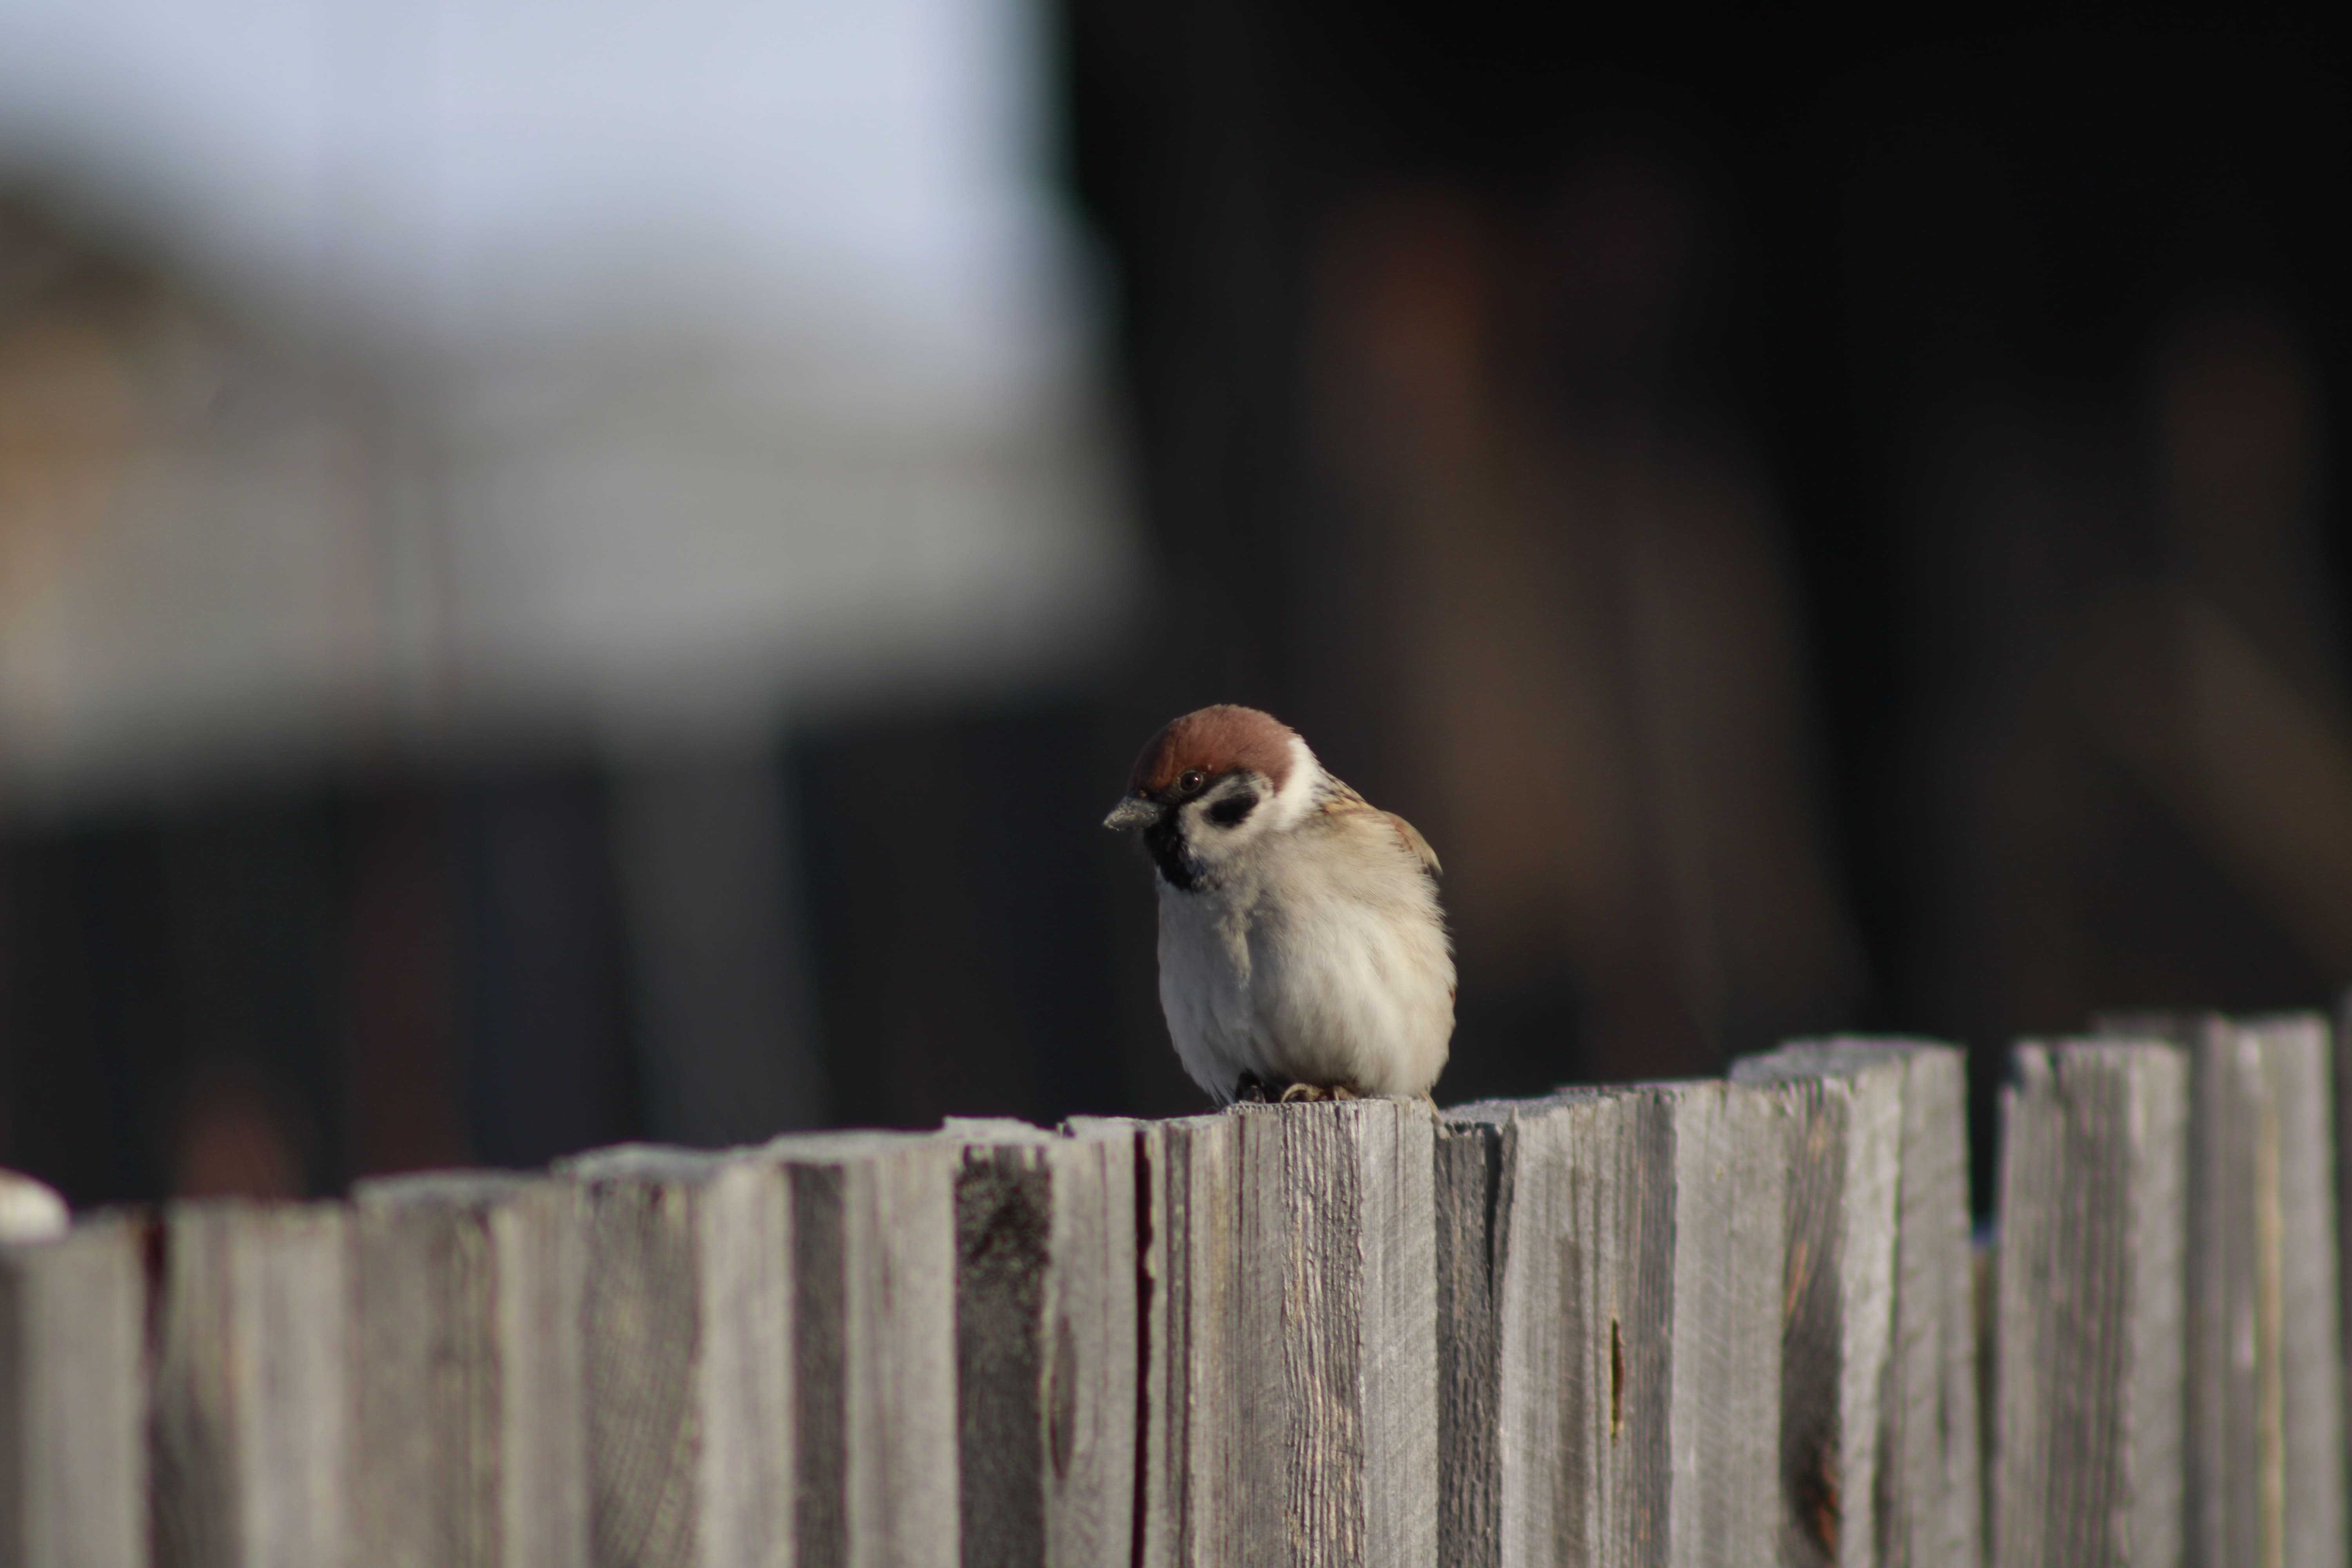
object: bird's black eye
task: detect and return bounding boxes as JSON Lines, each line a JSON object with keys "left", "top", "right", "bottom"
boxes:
{"left": 1178, "top": 769, "right": 1207, "bottom": 795}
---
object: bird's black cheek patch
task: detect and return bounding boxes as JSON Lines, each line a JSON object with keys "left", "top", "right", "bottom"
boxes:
{"left": 1142, "top": 815, "right": 1201, "bottom": 890}
{"left": 1207, "top": 791, "right": 1258, "bottom": 828}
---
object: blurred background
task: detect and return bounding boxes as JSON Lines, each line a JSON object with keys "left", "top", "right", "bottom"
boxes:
{"left": 1, "top": 6, "right": 2345, "bottom": 1209}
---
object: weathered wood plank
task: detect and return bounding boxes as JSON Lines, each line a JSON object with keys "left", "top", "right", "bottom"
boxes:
{"left": 1440, "top": 1090, "right": 1611, "bottom": 1568}
{"left": 1, "top": 1215, "right": 148, "bottom": 1568}
{"left": 2234, "top": 1014, "right": 2347, "bottom": 1568}
{"left": 1432, "top": 1114, "right": 1504, "bottom": 1568}
{"left": 760, "top": 1130, "right": 960, "bottom": 1568}
{"left": 558, "top": 1144, "right": 794, "bottom": 1568}
{"left": 1991, "top": 1040, "right": 2188, "bottom": 1568}
{"left": 1734, "top": 1038, "right": 1984, "bottom": 1568}
{"left": 1653, "top": 1080, "right": 1790, "bottom": 1568}
{"left": 1230, "top": 1098, "right": 1438, "bottom": 1568}
{"left": 2099, "top": 1011, "right": 2348, "bottom": 1568}
{"left": 1443, "top": 1081, "right": 1785, "bottom": 1568}
{"left": 946, "top": 1118, "right": 1140, "bottom": 1568}
{"left": 1128, "top": 1112, "right": 1241, "bottom": 1568}
{"left": 1886, "top": 1046, "right": 1985, "bottom": 1568}
{"left": 151, "top": 1200, "right": 349, "bottom": 1568}
{"left": 1730, "top": 1049, "right": 1902, "bottom": 1568}
{"left": 2337, "top": 992, "right": 2352, "bottom": 1560}
{"left": 347, "top": 1171, "right": 588, "bottom": 1568}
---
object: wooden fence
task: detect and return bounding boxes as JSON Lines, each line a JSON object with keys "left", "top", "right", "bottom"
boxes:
{"left": 4, "top": 1016, "right": 2348, "bottom": 1566}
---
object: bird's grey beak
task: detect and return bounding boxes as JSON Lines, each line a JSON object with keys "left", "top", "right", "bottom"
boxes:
{"left": 1103, "top": 795, "right": 1160, "bottom": 831}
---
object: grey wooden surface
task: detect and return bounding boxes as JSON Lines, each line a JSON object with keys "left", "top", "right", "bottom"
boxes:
{"left": 1992, "top": 1040, "right": 2189, "bottom": 1568}
{"left": 151, "top": 1200, "right": 350, "bottom": 1568}
{"left": 1228, "top": 1098, "right": 1439, "bottom": 1568}
{"left": 348, "top": 1172, "right": 588, "bottom": 1568}
{"left": 1653, "top": 1080, "right": 1791, "bottom": 1568}
{"left": 1442, "top": 1090, "right": 1612, "bottom": 1568}
{"left": 2339, "top": 993, "right": 2352, "bottom": 1562}
{"left": 2100, "top": 1012, "right": 2348, "bottom": 1568}
{"left": 1, "top": 1215, "right": 147, "bottom": 1568}
{"left": 763, "top": 1130, "right": 960, "bottom": 1568}
{"left": 947, "top": 1119, "right": 1139, "bottom": 1568}
{"left": 1443, "top": 1080, "right": 1786, "bottom": 1568}
{"left": 1127, "top": 1111, "right": 1240, "bottom": 1568}
{"left": 1432, "top": 1112, "right": 1503, "bottom": 1568}
{"left": 1125, "top": 1101, "right": 1438, "bottom": 1568}
{"left": 1731, "top": 1050, "right": 1903, "bottom": 1568}
{"left": 2233, "top": 1015, "right": 2347, "bottom": 1568}
{"left": 1734, "top": 1039, "right": 1984, "bottom": 1568}
{"left": 557, "top": 1145, "right": 795, "bottom": 1568}
{"left": 1882, "top": 1046, "right": 1984, "bottom": 1568}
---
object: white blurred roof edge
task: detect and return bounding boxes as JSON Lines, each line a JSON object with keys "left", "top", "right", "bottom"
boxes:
{"left": 0, "top": 0, "right": 1139, "bottom": 809}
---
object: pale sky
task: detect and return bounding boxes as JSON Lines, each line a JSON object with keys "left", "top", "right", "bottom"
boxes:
{"left": 0, "top": 0, "right": 1082, "bottom": 401}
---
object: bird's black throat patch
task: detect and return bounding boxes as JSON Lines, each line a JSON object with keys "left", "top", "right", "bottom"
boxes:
{"left": 1142, "top": 812, "right": 1204, "bottom": 891}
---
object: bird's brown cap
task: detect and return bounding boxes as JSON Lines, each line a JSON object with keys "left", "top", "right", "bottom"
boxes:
{"left": 1125, "top": 704, "right": 1297, "bottom": 796}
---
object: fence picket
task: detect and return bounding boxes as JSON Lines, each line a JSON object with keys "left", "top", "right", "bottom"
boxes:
{"left": 2099, "top": 1012, "right": 2348, "bottom": 1568}
{"left": 1, "top": 1215, "right": 147, "bottom": 1568}
{"left": 1734, "top": 1039, "right": 1984, "bottom": 1568}
{"left": 947, "top": 1118, "right": 1140, "bottom": 1568}
{"left": 348, "top": 1172, "right": 588, "bottom": 1568}
{"left": 1992, "top": 1040, "right": 2189, "bottom": 1568}
{"left": 151, "top": 1200, "right": 348, "bottom": 1568}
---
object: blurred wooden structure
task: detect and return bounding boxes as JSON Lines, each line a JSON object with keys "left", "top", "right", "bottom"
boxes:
{"left": 1065, "top": 6, "right": 2352, "bottom": 1152}
{"left": 9, "top": 1011, "right": 2351, "bottom": 1565}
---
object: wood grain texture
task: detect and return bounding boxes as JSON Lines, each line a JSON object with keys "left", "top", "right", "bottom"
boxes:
{"left": 1444, "top": 1082, "right": 1786, "bottom": 1568}
{"left": 2337, "top": 993, "right": 2352, "bottom": 1563}
{"left": 1656, "top": 1079, "right": 1791, "bottom": 1568}
{"left": 1733, "top": 1039, "right": 1984, "bottom": 1568}
{"left": 2099, "top": 1012, "right": 2348, "bottom": 1568}
{"left": 1232, "top": 1098, "right": 1439, "bottom": 1568}
{"left": 1730, "top": 1051, "right": 1902, "bottom": 1568}
{"left": 946, "top": 1118, "right": 1140, "bottom": 1568}
{"left": 1128, "top": 1112, "right": 1241, "bottom": 1568}
{"left": 1432, "top": 1115, "right": 1503, "bottom": 1568}
{"left": 1131, "top": 1101, "right": 1437, "bottom": 1568}
{"left": 1992, "top": 1040, "right": 2188, "bottom": 1568}
{"left": 1441, "top": 1091, "right": 1610, "bottom": 1568}
{"left": 759, "top": 1130, "right": 959, "bottom": 1568}
{"left": 347, "top": 1172, "right": 588, "bottom": 1568}
{"left": 1886, "top": 1047, "right": 1985, "bottom": 1568}
{"left": 1, "top": 1215, "right": 148, "bottom": 1568}
{"left": 2234, "top": 1015, "right": 2347, "bottom": 1568}
{"left": 151, "top": 1201, "right": 349, "bottom": 1568}
{"left": 559, "top": 1144, "right": 795, "bottom": 1568}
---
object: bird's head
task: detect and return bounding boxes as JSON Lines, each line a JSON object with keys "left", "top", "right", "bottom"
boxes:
{"left": 1103, "top": 704, "right": 1314, "bottom": 889}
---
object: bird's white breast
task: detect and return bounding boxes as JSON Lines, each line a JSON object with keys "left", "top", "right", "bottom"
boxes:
{"left": 1155, "top": 814, "right": 1452, "bottom": 1102}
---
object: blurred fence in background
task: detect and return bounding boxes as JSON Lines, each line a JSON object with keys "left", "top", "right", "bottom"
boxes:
{"left": 5, "top": 7, "right": 2352, "bottom": 1209}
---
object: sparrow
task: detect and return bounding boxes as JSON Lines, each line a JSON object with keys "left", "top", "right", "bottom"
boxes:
{"left": 1103, "top": 704, "right": 1454, "bottom": 1105}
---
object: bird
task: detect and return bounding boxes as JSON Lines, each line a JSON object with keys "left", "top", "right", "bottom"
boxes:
{"left": 1102, "top": 704, "right": 1454, "bottom": 1105}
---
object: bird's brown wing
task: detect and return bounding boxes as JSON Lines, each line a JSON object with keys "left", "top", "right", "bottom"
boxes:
{"left": 1386, "top": 811, "right": 1443, "bottom": 878}
{"left": 1319, "top": 776, "right": 1442, "bottom": 878}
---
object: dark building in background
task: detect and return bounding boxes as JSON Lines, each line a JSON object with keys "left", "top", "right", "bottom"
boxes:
{"left": 1062, "top": 10, "right": 2352, "bottom": 1174}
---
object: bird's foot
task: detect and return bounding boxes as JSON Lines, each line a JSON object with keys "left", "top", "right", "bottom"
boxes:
{"left": 1276, "top": 1081, "right": 1361, "bottom": 1103}
{"left": 1233, "top": 1073, "right": 1272, "bottom": 1103}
